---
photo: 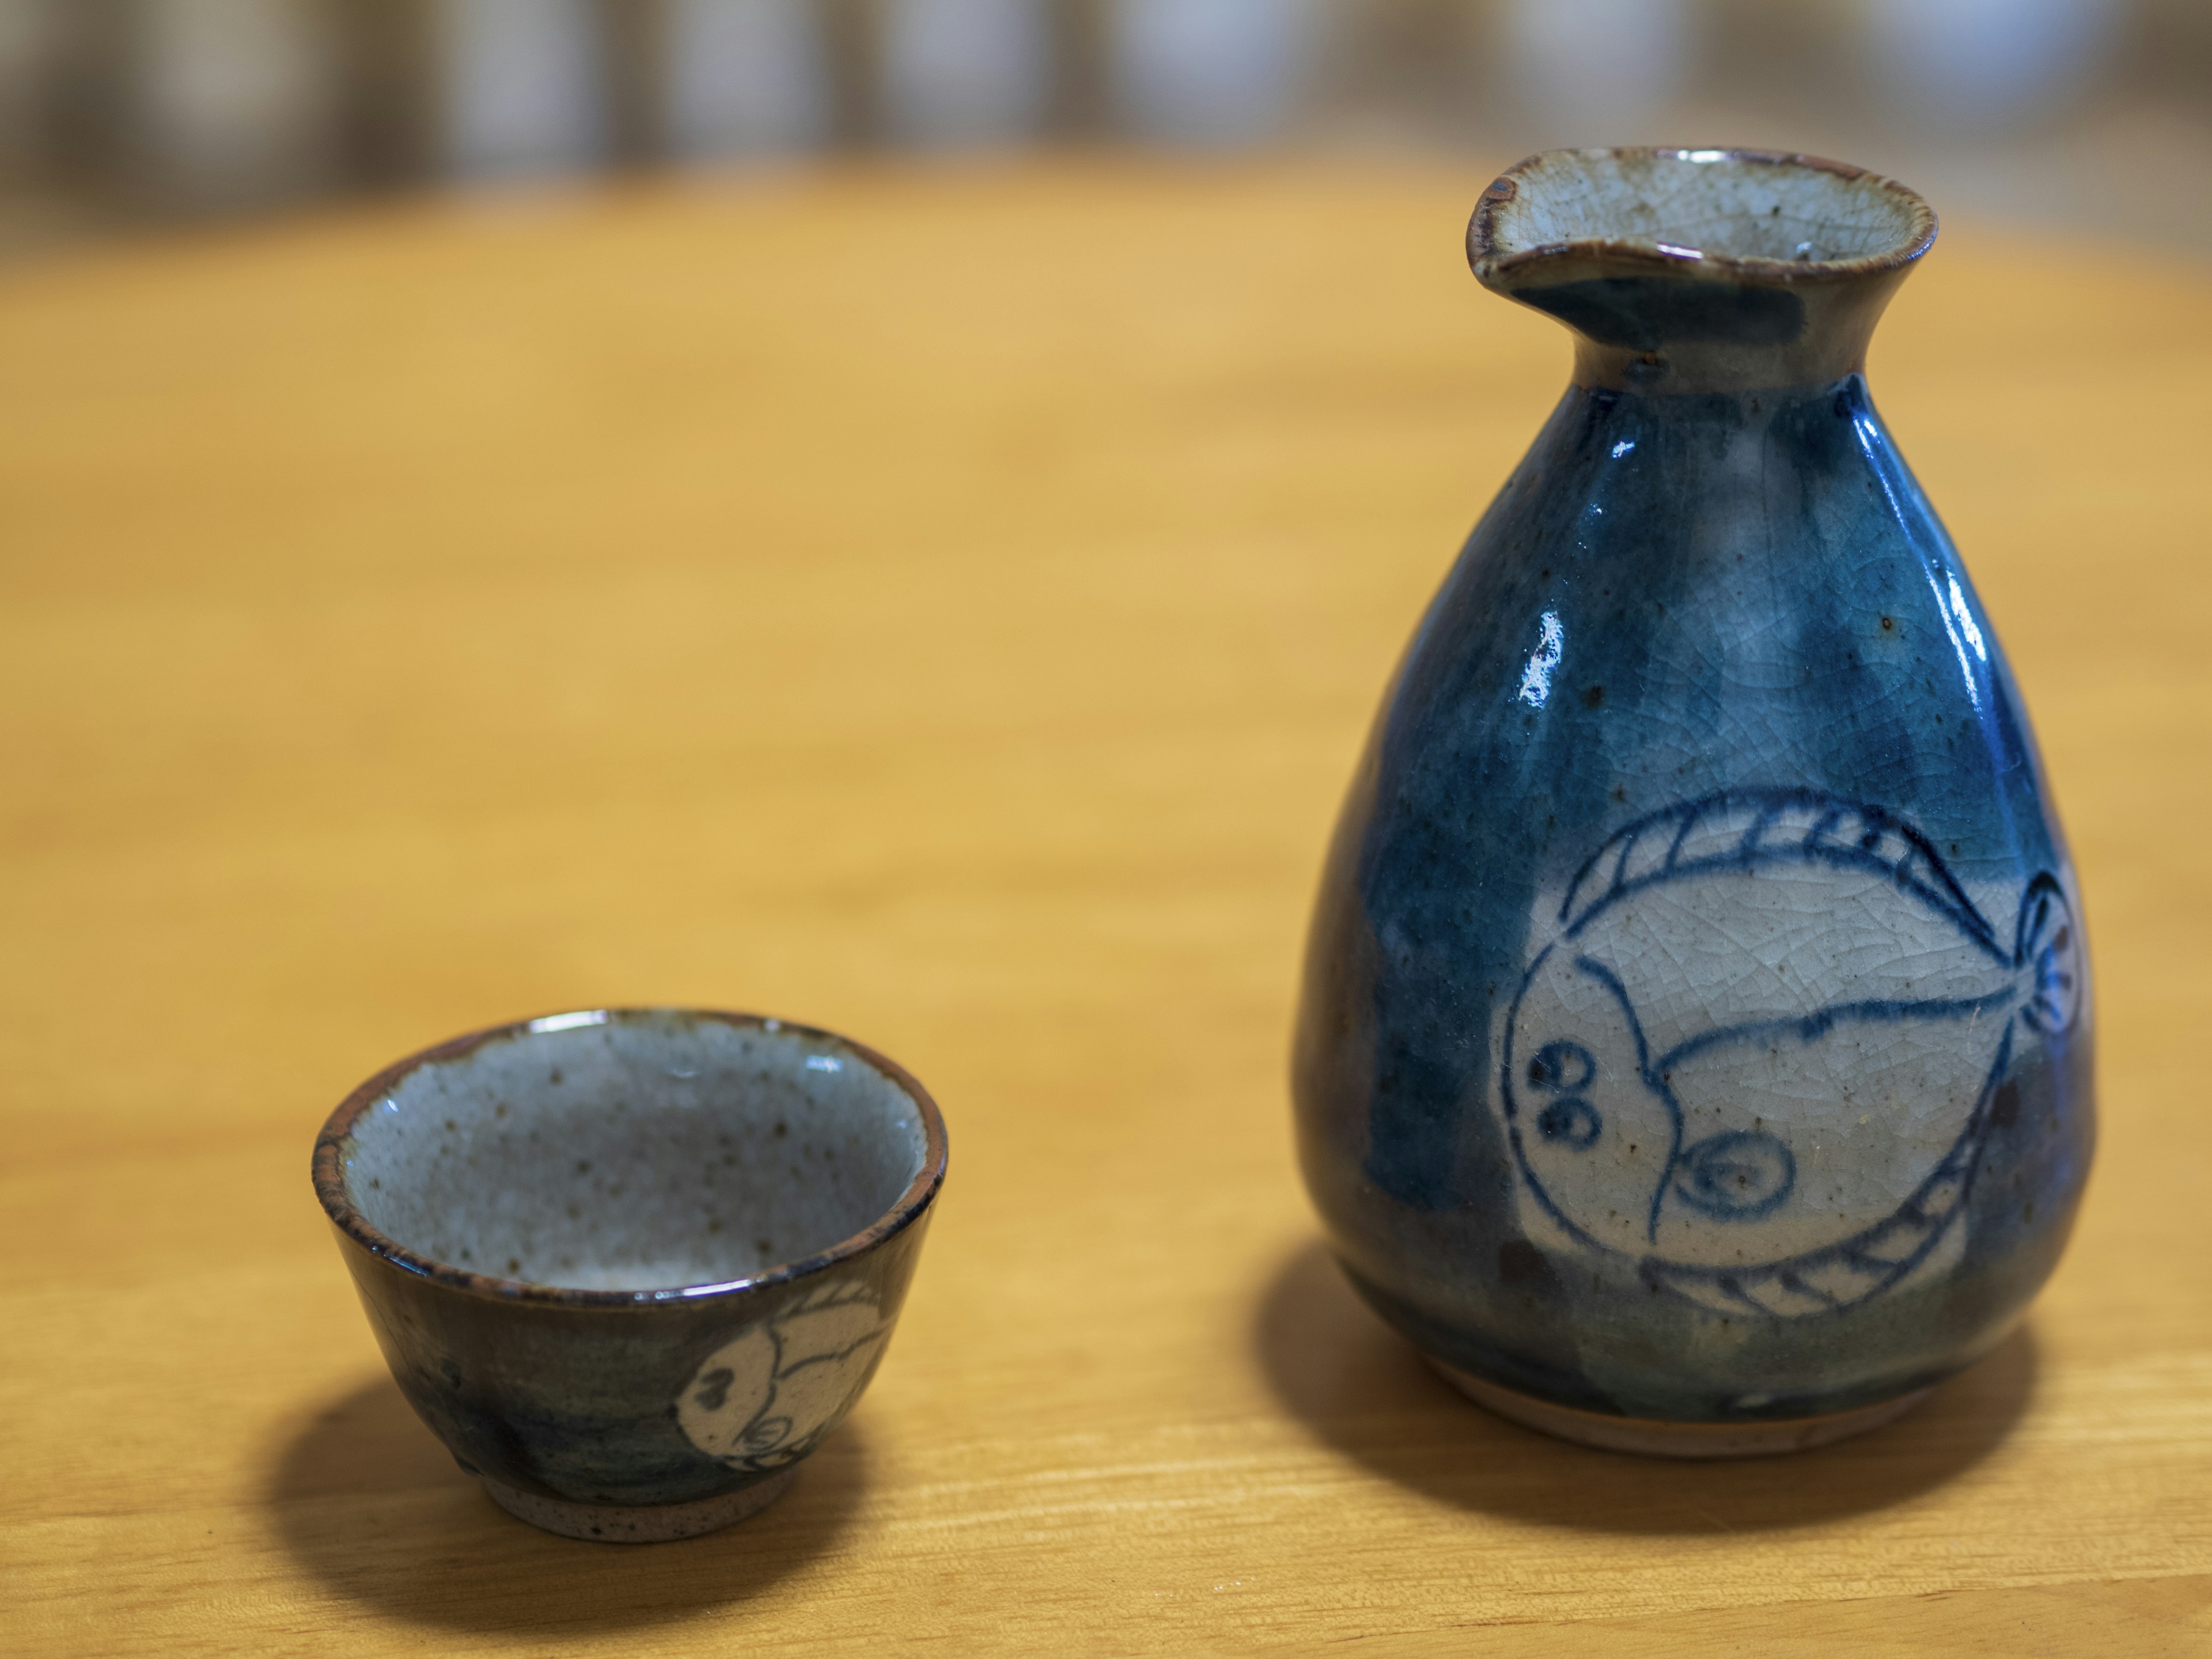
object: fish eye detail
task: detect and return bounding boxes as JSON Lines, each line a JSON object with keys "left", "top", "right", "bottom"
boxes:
{"left": 1537, "top": 1096, "right": 1603, "bottom": 1149}
{"left": 1669, "top": 1131, "right": 1795, "bottom": 1220}
{"left": 1499, "top": 790, "right": 2082, "bottom": 1320}
{"left": 1528, "top": 1040, "right": 1596, "bottom": 1093}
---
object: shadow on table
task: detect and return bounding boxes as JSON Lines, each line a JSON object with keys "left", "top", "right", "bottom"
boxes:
{"left": 268, "top": 1373, "right": 866, "bottom": 1634}
{"left": 1253, "top": 1238, "right": 2036, "bottom": 1534}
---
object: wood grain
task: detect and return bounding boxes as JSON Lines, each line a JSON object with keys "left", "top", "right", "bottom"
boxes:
{"left": 2, "top": 160, "right": 2207, "bottom": 1656}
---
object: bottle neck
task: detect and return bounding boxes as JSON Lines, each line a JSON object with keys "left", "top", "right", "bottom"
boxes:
{"left": 1513, "top": 266, "right": 1913, "bottom": 396}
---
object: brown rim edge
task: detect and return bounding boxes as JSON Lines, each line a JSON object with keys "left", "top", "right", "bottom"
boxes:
{"left": 311, "top": 1007, "right": 950, "bottom": 1310}
{"left": 1467, "top": 146, "right": 1938, "bottom": 289}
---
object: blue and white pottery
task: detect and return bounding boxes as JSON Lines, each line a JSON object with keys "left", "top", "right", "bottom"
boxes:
{"left": 314, "top": 1007, "right": 948, "bottom": 1539}
{"left": 1293, "top": 149, "right": 2093, "bottom": 1457}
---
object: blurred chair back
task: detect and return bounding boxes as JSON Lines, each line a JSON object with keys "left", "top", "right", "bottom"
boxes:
{"left": 0, "top": 0, "right": 2200, "bottom": 251}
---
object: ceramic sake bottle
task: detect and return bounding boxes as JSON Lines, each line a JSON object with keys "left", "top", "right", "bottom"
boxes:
{"left": 1292, "top": 149, "right": 2093, "bottom": 1456}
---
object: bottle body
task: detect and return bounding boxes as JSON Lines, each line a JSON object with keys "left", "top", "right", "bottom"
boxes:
{"left": 1293, "top": 373, "right": 2093, "bottom": 1423}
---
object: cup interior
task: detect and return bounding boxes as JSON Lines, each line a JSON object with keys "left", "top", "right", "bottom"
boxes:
{"left": 334, "top": 1011, "right": 933, "bottom": 1292}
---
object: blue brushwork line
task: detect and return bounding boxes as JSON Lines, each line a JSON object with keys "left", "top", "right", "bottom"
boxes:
{"left": 1645, "top": 1022, "right": 2017, "bottom": 1317}
{"left": 1569, "top": 953, "right": 1686, "bottom": 1244}
{"left": 1652, "top": 989, "right": 2019, "bottom": 1077}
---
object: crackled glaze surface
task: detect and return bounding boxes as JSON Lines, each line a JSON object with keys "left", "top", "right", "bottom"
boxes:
{"left": 1502, "top": 791, "right": 2079, "bottom": 1322}
{"left": 1293, "top": 150, "right": 2093, "bottom": 1434}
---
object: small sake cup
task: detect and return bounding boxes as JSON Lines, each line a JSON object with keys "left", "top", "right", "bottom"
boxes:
{"left": 312, "top": 1007, "right": 948, "bottom": 1543}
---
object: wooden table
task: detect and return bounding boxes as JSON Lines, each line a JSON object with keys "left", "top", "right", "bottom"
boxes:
{"left": 4, "top": 160, "right": 2208, "bottom": 1655}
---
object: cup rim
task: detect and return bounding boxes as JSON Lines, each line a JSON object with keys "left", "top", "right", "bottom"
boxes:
{"left": 1467, "top": 146, "right": 1939, "bottom": 291}
{"left": 312, "top": 1006, "right": 949, "bottom": 1309}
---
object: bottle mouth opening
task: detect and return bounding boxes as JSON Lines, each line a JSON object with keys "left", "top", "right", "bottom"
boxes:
{"left": 1470, "top": 149, "right": 1937, "bottom": 289}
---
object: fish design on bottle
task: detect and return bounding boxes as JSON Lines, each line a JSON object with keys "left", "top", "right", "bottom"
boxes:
{"left": 1499, "top": 790, "right": 2081, "bottom": 1318}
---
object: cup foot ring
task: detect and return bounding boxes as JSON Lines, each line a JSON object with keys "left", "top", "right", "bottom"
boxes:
{"left": 1429, "top": 1362, "right": 1933, "bottom": 1459}
{"left": 480, "top": 1464, "right": 798, "bottom": 1541}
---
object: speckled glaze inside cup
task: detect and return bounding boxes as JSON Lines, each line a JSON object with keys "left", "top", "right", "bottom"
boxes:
{"left": 315, "top": 1009, "right": 946, "bottom": 1543}
{"left": 340, "top": 1012, "right": 931, "bottom": 1293}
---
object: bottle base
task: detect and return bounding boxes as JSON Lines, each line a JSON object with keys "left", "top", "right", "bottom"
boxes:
{"left": 480, "top": 1464, "right": 797, "bottom": 1542}
{"left": 1429, "top": 1361, "right": 1933, "bottom": 1459}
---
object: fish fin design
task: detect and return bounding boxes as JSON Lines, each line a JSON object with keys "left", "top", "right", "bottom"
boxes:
{"left": 1642, "top": 1025, "right": 2012, "bottom": 1319}
{"left": 1556, "top": 789, "right": 2002, "bottom": 959}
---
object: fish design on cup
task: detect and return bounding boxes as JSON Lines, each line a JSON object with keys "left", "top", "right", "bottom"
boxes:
{"left": 677, "top": 1282, "right": 888, "bottom": 1470}
{"left": 1499, "top": 790, "right": 2080, "bottom": 1318}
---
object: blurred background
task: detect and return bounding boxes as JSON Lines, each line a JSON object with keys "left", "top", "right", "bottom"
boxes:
{"left": 0, "top": 0, "right": 2204, "bottom": 260}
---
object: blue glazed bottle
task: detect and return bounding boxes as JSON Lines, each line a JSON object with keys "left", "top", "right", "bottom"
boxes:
{"left": 1293, "top": 149, "right": 2093, "bottom": 1456}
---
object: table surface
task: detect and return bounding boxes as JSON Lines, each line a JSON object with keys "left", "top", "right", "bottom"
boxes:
{"left": 3, "top": 160, "right": 2209, "bottom": 1656}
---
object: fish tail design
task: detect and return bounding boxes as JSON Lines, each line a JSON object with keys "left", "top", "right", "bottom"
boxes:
{"left": 2014, "top": 872, "right": 2082, "bottom": 1036}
